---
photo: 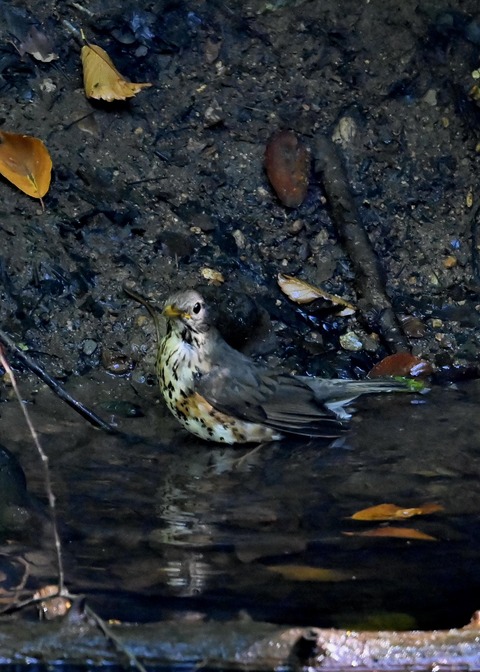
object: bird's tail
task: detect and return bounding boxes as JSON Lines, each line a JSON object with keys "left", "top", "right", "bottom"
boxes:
{"left": 300, "top": 376, "right": 426, "bottom": 420}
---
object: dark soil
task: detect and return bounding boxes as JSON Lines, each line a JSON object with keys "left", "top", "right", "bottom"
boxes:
{"left": 2, "top": 0, "right": 480, "bottom": 387}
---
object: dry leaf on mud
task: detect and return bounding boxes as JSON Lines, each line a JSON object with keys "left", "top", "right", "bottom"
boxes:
{"left": 264, "top": 130, "right": 310, "bottom": 208}
{"left": 18, "top": 25, "right": 58, "bottom": 62}
{"left": 0, "top": 131, "right": 52, "bottom": 203}
{"left": 343, "top": 527, "right": 437, "bottom": 541}
{"left": 278, "top": 273, "right": 356, "bottom": 316}
{"left": 81, "top": 35, "right": 152, "bottom": 101}
{"left": 200, "top": 267, "right": 224, "bottom": 284}
{"left": 368, "top": 352, "right": 433, "bottom": 379}
{"left": 350, "top": 502, "right": 443, "bottom": 522}
{"left": 266, "top": 565, "right": 352, "bottom": 582}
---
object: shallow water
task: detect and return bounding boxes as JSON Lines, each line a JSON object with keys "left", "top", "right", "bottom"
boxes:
{"left": 0, "top": 374, "right": 479, "bottom": 630}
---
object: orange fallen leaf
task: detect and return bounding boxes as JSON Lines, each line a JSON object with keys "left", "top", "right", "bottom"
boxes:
{"left": 266, "top": 565, "right": 352, "bottom": 582}
{"left": 81, "top": 36, "right": 152, "bottom": 101}
{"left": 343, "top": 527, "right": 437, "bottom": 541}
{"left": 278, "top": 273, "right": 356, "bottom": 316}
{"left": 368, "top": 353, "right": 433, "bottom": 379}
{"left": 350, "top": 502, "right": 443, "bottom": 522}
{"left": 0, "top": 131, "right": 52, "bottom": 204}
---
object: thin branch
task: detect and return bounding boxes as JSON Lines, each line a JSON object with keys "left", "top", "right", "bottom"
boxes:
{"left": 0, "top": 329, "right": 117, "bottom": 433}
{"left": 0, "top": 348, "right": 65, "bottom": 594}
{"left": 84, "top": 605, "right": 148, "bottom": 672}
{"left": 314, "top": 134, "right": 409, "bottom": 354}
{"left": 0, "top": 350, "right": 148, "bottom": 672}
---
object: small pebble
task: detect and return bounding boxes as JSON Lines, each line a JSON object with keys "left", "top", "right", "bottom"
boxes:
{"left": 399, "top": 315, "right": 427, "bottom": 338}
{"left": 82, "top": 339, "right": 98, "bottom": 356}
{"left": 340, "top": 331, "right": 363, "bottom": 352}
{"left": 288, "top": 219, "right": 304, "bottom": 234}
{"left": 423, "top": 88, "right": 437, "bottom": 106}
{"left": 332, "top": 116, "right": 357, "bottom": 147}
{"left": 204, "top": 100, "right": 224, "bottom": 126}
{"left": 443, "top": 255, "right": 457, "bottom": 269}
{"left": 233, "top": 229, "right": 246, "bottom": 249}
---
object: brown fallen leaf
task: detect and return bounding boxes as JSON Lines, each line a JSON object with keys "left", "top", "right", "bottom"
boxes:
{"left": 343, "top": 527, "right": 437, "bottom": 541}
{"left": 368, "top": 352, "right": 433, "bottom": 379}
{"left": 278, "top": 273, "right": 356, "bottom": 316}
{"left": 265, "top": 130, "right": 310, "bottom": 207}
{"left": 266, "top": 565, "right": 353, "bottom": 582}
{"left": 0, "top": 131, "right": 52, "bottom": 204}
{"left": 350, "top": 502, "right": 443, "bottom": 522}
{"left": 81, "top": 35, "right": 152, "bottom": 101}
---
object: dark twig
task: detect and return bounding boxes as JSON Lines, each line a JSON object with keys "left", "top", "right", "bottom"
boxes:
{"left": 84, "top": 605, "right": 148, "bottom": 672}
{"left": 0, "top": 350, "right": 147, "bottom": 672}
{"left": 0, "top": 329, "right": 117, "bottom": 433}
{"left": 314, "top": 135, "right": 409, "bottom": 354}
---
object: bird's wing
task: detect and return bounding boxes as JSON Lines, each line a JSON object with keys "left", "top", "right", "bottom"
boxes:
{"left": 195, "top": 340, "right": 345, "bottom": 437}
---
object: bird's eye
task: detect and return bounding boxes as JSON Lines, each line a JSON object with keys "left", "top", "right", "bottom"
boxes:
{"left": 192, "top": 302, "right": 202, "bottom": 315}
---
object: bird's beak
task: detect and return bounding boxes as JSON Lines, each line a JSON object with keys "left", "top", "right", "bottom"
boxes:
{"left": 163, "top": 304, "right": 190, "bottom": 320}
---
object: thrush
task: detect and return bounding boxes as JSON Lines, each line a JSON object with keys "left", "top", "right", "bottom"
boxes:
{"left": 155, "top": 289, "right": 414, "bottom": 444}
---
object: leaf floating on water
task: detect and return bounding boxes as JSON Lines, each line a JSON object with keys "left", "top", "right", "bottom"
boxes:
{"left": 344, "top": 527, "right": 437, "bottom": 541}
{"left": 266, "top": 564, "right": 353, "bottom": 582}
{"left": 81, "top": 34, "right": 152, "bottom": 101}
{"left": 350, "top": 502, "right": 443, "bottom": 522}
{"left": 368, "top": 352, "right": 433, "bottom": 379}
{"left": 278, "top": 273, "right": 356, "bottom": 316}
{"left": 0, "top": 131, "right": 52, "bottom": 203}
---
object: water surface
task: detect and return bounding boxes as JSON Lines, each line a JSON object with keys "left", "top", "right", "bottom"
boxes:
{"left": 1, "top": 375, "right": 478, "bottom": 630}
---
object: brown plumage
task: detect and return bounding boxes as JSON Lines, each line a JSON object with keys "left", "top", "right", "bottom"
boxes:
{"left": 156, "top": 290, "right": 412, "bottom": 444}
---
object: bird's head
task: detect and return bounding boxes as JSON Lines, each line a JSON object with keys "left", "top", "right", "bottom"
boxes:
{"left": 163, "top": 290, "right": 210, "bottom": 335}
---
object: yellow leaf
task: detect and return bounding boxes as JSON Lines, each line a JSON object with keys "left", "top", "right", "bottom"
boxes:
{"left": 343, "top": 526, "right": 437, "bottom": 541}
{"left": 277, "top": 273, "right": 355, "bottom": 315}
{"left": 350, "top": 502, "right": 443, "bottom": 522}
{"left": 0, "top": 131, "right": 52, "bottom": 203}
{"left": 266, "top": 565, "right": 353, "bottom": 582}
{"left": 81, "top": 39, "right": 152, "bottom": 101}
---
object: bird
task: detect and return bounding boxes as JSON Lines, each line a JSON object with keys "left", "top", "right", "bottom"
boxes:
{"left": 152, "top": 289, "right": 416, "bottom": 444}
